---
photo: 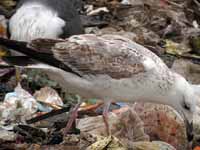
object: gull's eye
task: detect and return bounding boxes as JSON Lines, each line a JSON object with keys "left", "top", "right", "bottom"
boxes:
{"left": 183, "top": 101, "right": 190, "bottom": 110}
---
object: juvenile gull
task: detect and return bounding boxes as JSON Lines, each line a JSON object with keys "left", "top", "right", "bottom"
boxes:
{"left": 0, "top": 34, "right": 199, "bottom": 140}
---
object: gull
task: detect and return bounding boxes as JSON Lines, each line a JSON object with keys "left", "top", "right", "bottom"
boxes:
{"left": 0, "top": 34, "right": 199, "bottom": 140}
{"left": 9, "top": 0, "right": 83, "bottom": 42}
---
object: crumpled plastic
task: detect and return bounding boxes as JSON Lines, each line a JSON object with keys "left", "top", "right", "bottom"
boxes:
{"left": 0, "top": 83, "right": 38, "bottom": 124}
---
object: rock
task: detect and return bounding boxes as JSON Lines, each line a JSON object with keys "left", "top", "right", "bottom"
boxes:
{"left": 133, "top": 103, "right": 188, "bottom": 150}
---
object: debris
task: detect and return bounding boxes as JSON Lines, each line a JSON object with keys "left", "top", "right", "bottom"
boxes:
{"left": 0, "top": 83, "right": 38, "bottom": 125}
{"left": 34, "top": 86, "right": 64, "bottom": 111}
{"left": 86, "top": 136, "right": 126, "bottom": 150}
{"left": 13, "top": 124, "right": 47, "bottom": 143}
{"left": 128, "top": 141, "right": 176, "bottom": 150}
{"left": 121, "top": 0, "right": 130, "bottom": 5}
{"left": 190, "top": 35, "right": 200, "bottom": 55}
{"left": 1, "top": 0, "right": 200, "bottom": 149}
{"left": 77, "top": 107, "right": 149, "bottom": 141}
{"left": 0, "top": 128, "right": 16, "bottom": 142}
{"left": 87, "top": 7, "right": 109, "bottom": 16}
{"left": 194, "top": 146, "right": 200, "bottom": 150}
{"left": 0, "top": 15, "right": 7, "bottom": 38}
{"left": 171, "top": 59, "right": 200, "bottom": 84}
{"left": 165, "top": 40, "right": 191, "bottom": 55}
{"left": 26, "top": 106, "right": 70, "bottom": 125}
{"left": 0, "top": 67, "right": 14, "bottom": 78}
{"left": 0, "top": 0, "right": 16, "bottom": 9}
{"left": 133, "top": 103, "right": 188, "bottom": 150}
{"left": 192, "top": 114, "right": 200, "bottom": 148}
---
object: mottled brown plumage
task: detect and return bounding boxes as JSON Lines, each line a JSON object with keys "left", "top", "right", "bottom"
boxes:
{"left": 46, "top": 35, "right": 154, "bottom": 79}
{"left": 22, "top": 34, "right": 168, "bottom": 81}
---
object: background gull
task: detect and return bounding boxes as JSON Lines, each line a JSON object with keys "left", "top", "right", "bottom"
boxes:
{"left": 9, "top": 0, "right": 84, "bottom": 42}
{"left": 0, "top": 34, "right": 199, "bottom": 141}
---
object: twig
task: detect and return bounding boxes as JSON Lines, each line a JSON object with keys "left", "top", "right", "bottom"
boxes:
{"left": 79, "top": 102, "right": 103, "bottom": 112}
{"left": 165, "top": 0, "right": 184, "bottom": 8}
{"left": 26, "top": 106, "right": 70, "bottom": 124}
{"left": 37, "top": 100, "right": 62, "bottom": 110}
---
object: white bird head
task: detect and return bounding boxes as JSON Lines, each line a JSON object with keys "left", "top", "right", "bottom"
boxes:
{"left": 172, "top": 73, "right": 200, "bottom": 141}
{"left": 181, "top": 90, "right": 198, "bottom": 142}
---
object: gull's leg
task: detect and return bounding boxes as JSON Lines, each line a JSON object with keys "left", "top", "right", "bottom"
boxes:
{"left": 103, "top": 101, "right": 111, "bottom": 135}
{"left": 63, "top": 101, "right": 81, "bottom": 135}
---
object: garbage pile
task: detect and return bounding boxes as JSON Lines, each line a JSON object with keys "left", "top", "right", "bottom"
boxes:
{"left": 0, "top": 0, "right": 200, "bottom": 150}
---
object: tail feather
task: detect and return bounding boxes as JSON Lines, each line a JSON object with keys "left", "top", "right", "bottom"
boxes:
{"left": 0, "top": 56, "right": 56, "bottom": 71}
{"left": 2, "top": 56, "right": 37, "bottom": 66}
{"left": 0, "top": 38, "right": 81, "bottom": 76}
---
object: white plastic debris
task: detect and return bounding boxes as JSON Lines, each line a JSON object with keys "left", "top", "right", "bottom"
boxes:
{"left": 34, "top": 86, "right": 63, "bottom": 112}
{"left": 87, "top": 7, "right": 109, "bottom": 16}
{"left": 4, "top": 84, "right": 37, "bottom": 112}
{"left": 121, "top": 0, "right": 130, "bottom": 5}
{"left": 193, "top": 20, "right": 199, "bottom": 29}
{"left": 0, "top": 83, "right": 38, "bottom": 124}
{"left": 0, "top": 128, "right": 16, "bottom": 142}
{"left": 85, "top": 5, "right": 94, "bottom": 14}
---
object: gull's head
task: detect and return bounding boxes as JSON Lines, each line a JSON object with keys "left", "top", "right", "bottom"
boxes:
{"left": 180, "top": 92, "right": 197, "bottom": 142}
{"left": 172, "top": 73, "right": 199, "bottom": 141}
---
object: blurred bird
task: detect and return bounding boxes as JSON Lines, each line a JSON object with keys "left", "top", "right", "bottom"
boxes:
{"left": 0, "top": 34, "right": 198, "bottom": 141}
{"left": 9, "top": 0, "right": 84, "bottom": 42}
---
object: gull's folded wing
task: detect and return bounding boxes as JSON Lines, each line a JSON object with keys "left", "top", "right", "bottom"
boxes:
{"left": 0, "top": 34, "right": 162, "bottom": 80}
{"left": 52, "top": 34, "right": 146, "bottom": 79}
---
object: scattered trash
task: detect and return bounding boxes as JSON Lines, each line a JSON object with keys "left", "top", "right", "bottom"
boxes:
{"left": 0, "top": 128, "right": 16, "bottom": 142}
{"left": 0, "top": 0, "right": 200, "bottom": 149}
{"left": 77, "top": 107, "right": 149, "bottom": 141}
{"left": 0, "top": 0, "right": 16, "bottom": 9}
{"left": 133, "top": 103, "right": 188, "bottom": 150}
{"left": 34, "top": 86, "right": 64, "bottom": 112}
{"left": 86, "top": 136, "right": 126, "bottom": 150}
{"left": 0, "top": 83, "right": 38, "bottom": 124}
{"left": 171, "top": 59, "right": 200, "bottom": 84}
{"left": 0, "top": 15, "right": 7, "bottom": 38}
{"left": 87, "top": 7, "right": 109, "bottom": 16}
{"left": 128, "top": 141, "right": 176, "bottom": 150}
{"left": 165, "top": 40, "right": 191, "bottom": 55}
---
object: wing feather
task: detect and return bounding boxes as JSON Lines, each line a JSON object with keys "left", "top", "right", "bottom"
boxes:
{"left": 52, "top": 34, "right": 146, "bottom": 79}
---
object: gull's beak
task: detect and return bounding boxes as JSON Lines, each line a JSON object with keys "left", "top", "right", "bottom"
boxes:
{"left": 185, "top": 118, "right": 194, "bottom": 142}
{"left": 181, "top": 110, "right": 194, "bottom": 142}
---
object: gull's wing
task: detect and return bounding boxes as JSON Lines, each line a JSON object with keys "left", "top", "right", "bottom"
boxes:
{"left": 51, "top": 34, "right": 153, "bottom": 79}
{"left": 0, "top": 34, "right": 164, "bottom": 79}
